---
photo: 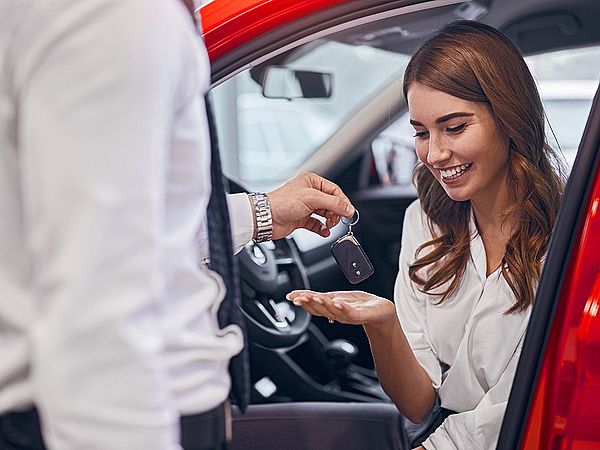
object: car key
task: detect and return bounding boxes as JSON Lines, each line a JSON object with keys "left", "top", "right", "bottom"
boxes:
{"left": 330, "top": 210, "right": 374, "bottom": 284}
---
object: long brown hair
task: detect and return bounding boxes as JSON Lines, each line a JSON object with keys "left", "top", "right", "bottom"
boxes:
{"left": 403, "top": 21, "right": 565, "bottom": 313}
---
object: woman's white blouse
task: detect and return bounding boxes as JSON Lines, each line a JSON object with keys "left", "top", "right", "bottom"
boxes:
{"left": 395, "top": 200, "right": 531, "bottom": 450}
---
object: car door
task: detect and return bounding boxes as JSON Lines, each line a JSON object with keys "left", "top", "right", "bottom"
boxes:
{"left": 496, "top": 72, "right": 600, "bottom": 450}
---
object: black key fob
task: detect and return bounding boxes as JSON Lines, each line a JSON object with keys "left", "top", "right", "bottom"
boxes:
{"left": 331, "top": 234, "right": 374, "bottom": 284}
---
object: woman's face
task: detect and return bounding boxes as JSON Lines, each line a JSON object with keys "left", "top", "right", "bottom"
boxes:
{"left": 407, "top": 82, "right": 510, "bottom": 205}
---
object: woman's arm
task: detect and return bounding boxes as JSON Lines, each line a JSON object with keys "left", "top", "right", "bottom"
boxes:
{"left": 288, "top": 201, "right": 438, "bottom": 422}
{"left": 287, "top": 290, "right": 436, "bottom": 423}
{"left": 365, "top": 312, "right": 437, "bottom": 423}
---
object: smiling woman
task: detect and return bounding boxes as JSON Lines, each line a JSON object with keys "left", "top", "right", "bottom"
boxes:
{"left": 404, "top": 21, "right": 565, "bottom": 309}
{"left": 288, "top": 20, "right": 566, "bottom": 450}
{"left": 408, "top": 97, "right": 508, "bottom": 202}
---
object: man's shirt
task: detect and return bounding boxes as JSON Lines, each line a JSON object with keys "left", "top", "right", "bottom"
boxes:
{"left": 0, "top": 0, "right": 252, "bottom": 448}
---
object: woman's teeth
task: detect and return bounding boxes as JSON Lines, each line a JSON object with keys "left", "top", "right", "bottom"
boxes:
{"left": 440, "top": 163, "right": 472, "bottom": 180}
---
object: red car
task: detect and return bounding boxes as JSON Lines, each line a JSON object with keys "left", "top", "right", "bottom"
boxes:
{"left": 200, "top": 0, "right": 600, "bottom": 448}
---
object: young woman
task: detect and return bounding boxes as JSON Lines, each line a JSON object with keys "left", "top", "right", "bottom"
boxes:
{"left": 287, "top": 20, "right": 565, "bottom": 449}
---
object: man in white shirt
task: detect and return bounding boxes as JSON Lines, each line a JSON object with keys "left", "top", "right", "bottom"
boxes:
{"left": 0, "top": 1, "right": 354, "bottom": 449}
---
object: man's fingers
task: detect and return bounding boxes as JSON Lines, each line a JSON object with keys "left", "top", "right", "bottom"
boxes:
{"left": 306, "top": 189, "right": 354, "bottom": 220}
{"left": 325, "top": 211, "right": 341, "bottom": 229}
{"left": 302, "top": 217, "right": 330, "bottom": 237}
{"left": 311, "top": 210, "right": 341, "bottom": 229}
{"left": 302, "top": 173, "right": 355, "bottom": 217}
{"left": 303, "top": 172, "right": 344, "bottom": 196}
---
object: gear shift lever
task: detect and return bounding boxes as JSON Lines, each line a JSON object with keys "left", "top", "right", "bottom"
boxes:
{"left": 323, "top": 339, "right": 358, "bottom": 377}
{"left": 321, "top": 338, "right": 388, "bottom": 399}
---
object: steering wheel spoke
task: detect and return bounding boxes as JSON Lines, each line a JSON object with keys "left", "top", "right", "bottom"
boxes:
{"left": 237, "top": 237, "right": 311, "bottom": 348}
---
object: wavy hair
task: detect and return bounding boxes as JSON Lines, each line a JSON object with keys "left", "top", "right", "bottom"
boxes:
{"left": 403, "top": 21, "right": 565, "bottom": 313}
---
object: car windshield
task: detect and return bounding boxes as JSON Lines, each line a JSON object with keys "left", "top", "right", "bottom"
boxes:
{"left": 212, "top": 40, "right": 410, "bottom": 191}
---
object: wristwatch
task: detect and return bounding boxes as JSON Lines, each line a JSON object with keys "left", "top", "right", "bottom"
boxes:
{"left": 249, "top": 192, "right": 273, "bottom": 243}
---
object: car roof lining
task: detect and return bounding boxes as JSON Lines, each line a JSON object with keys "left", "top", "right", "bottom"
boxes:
{"left": 275, "top": 0, "right": 600, "bottom": 62}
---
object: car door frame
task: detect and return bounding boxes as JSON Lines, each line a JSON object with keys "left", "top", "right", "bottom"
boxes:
{"left": 497, "top": 84, "right": 600, "bottom": 449}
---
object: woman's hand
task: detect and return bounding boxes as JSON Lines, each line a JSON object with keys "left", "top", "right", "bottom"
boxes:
{"left": 286, "top": 290, "right": 396, "bottom": 326}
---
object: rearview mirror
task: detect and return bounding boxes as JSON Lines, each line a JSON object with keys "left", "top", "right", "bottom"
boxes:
{"left": 262, "top": 67, "right": 333, "bottom": 100}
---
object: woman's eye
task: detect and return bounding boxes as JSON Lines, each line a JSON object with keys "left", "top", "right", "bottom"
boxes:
{"left": 446, "top": 123, "right": 466, "bottom": 133}
{"left": 413, "top": 131, "right": 429, "bottom": 138}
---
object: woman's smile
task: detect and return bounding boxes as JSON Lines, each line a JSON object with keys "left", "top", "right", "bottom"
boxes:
{"left": 438, "top": 163, "right": 473, "bottom": 184}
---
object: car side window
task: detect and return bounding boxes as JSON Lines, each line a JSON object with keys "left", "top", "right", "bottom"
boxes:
{"left": 368, "top": 45, "right": 600, "bottom": 187}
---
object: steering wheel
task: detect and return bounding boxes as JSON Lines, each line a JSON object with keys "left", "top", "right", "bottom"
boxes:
{"left": 237, "top": 236, "right": 311, "bottom": 349}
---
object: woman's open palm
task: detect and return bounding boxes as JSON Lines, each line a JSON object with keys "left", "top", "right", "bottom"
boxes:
{"left": 286, "top": 289, "right": 396, "bottom": 326}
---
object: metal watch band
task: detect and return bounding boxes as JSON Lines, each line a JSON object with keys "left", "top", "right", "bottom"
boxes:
{"left": 249, "top": 192, "right": 273, "bottom": 243}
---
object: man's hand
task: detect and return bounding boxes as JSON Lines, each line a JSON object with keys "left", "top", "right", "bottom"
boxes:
{"left": 267, "top": 172, "right": 355, "bottom": 240}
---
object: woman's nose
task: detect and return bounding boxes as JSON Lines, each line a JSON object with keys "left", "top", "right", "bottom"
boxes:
{"left": 426, "top": 135, "right": 452, "bottom": 167}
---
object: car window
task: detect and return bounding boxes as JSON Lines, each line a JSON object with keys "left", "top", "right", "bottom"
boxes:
{"left": 543, "top": 98, "right": 594, "bottom": 167}
{"left": 370, "top": 46, "right": 600, "bottom": 186}
{"left": 211, "top": 40, "right": 410, "bottom": 191}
